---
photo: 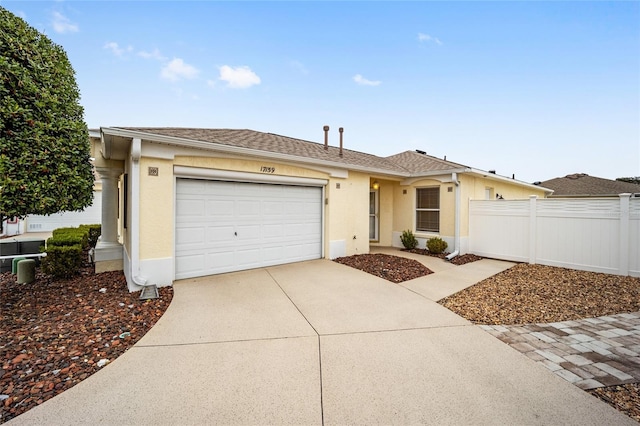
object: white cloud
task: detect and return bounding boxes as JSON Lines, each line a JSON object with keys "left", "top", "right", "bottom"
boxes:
{"left": 161, "top": 58, "right": 200, "bottom": 81}
{"left": 138, "top": 48, "right": 166, "bottom": 61}
{"left": 418, "top": 33, "right": 442, "bottom": 45}
{"left": 103, "top": 42, "right": 133, "bottom": 57}
{"left": 218, "top": 65, "right": 261, "bottom": 89}
{"left": 353, "top": 74, "right": 381, "bottom": 86}
{"left": 51, "top": 11, "right": 79, "bottom": 34}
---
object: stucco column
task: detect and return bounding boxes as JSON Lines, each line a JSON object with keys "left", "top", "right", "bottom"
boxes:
{"left": 96, "top": 166, "right": 122, "bottom": 244}
{"left": 94, "top": 166, "right": 124, "bottom": 272}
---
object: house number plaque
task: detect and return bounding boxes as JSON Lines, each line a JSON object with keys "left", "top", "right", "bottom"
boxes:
{"left": 260, "top": 166, "right": 276, "bottom": 174}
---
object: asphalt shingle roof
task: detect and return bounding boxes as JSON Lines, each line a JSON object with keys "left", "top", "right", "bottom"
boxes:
{"left": 541, "top": 173, "right": 640, "bottom": 196}
{"left": 386, "top": 150, "right": 467, "bottom": 173}
{"left": 117, "top": 127, "right": 411, "bottom": 174}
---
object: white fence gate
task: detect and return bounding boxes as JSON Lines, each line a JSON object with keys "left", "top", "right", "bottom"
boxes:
{"left": 469, "top": 194, "right": 639, "bottom": 277}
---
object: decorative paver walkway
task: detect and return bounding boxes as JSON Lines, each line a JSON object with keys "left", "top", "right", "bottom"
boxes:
{"left": 480, "top": 311, "right": 640, "bottom": 390}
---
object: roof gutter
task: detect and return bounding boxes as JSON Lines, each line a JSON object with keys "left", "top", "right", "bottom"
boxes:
{"left": 466, "top": 168, "right": 554, "bottom": 195}
{"left": 101, "top": 127, "right": 412, "bottom": 179}
{"left": 400, "top": 168, "right": 471, "bottom": 186}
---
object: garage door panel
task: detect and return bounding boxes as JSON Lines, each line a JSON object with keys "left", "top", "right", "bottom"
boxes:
{"left": 176, "top": 179, "right": 322, "bottom": 279}
{"left": 208, "top": 225, "right": 236, "bottom": 243}
{"left": 262, "top": 246, "right": 284, "bottom": 262}
{"left": 176, "top": 227, "right": 206, "bottom": 246}
{"left": 177, "top": 179, "right": 205, "bottom": 193}
{"left": 235, "top": 247, "right": 262, "bottom": 265}
{"left": 204, "top": 181, "right": 233, "bottom": 195}
{"left": 208, "top": 251, "right": 235, "bottom": 271}
{"left": 206, "top": 200, "right": 235, "bottom": 217}
{"left": 175, "top": 254, "right": 206, "bottom": 276}
{"left": 263, "top": 224, "right": 284, "bottom": 238}
{"left": 236, "top": 224, "right": 262, "bottom": 239}
{"left": 285, "top": 223, "right": 317, "bottom": 237}
{"left": 263, "top": 201, "right": 284, "bottom": 216}
{"left": 283, "top": 243, "right": 319, "bottom": 258}
{"left": 237, "top": 199, "right": 261, "bottom": 215}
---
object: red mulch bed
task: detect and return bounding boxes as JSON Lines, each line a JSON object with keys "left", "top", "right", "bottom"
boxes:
{"left": 334, "top": 253, "right": 432, "bottom": 283}
{"left": 0, "top": 266, "right": 172, "bottom": 423}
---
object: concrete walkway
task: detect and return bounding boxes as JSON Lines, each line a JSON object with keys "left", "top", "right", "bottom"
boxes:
{"left": 8, "top": 253, "right": 636, "bottom": 425}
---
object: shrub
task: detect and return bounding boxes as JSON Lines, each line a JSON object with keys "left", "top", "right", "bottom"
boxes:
{"left": 400, "top": 229, "right": 418, "bottom": 250}
{"left": 41, "top": 244, "right": 83, "bottom": 278}
{"left": 426, "top": 237, "right": 448, "bottom": 254}
{"left": 79, "top": 224, "right": 101, "bottom": 248}
{"left": 42, "top": 225, "right": 96, "bottom": 277}
{"left": 52, "top": 226, "right": 89, "bottom": 249}
{"left": 47, "top": 234, "right": 84, "bottom": 248}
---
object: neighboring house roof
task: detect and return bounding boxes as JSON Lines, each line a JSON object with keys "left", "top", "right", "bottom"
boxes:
{"left": 540, "top": 173, "right": 640, "bottom": 197}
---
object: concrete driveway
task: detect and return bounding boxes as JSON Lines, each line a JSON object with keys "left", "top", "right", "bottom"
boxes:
{"left": 9, "top": 257, "right": 636, "bottom": 425}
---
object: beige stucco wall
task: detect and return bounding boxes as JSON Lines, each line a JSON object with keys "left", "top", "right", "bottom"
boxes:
{"left": 391, "top": 178, "right": 455, "bottom": 240}
{"left": 139, "top": 157, "right": 174, "bottom": 259}
{"left": 326, "top": 172, "right": 370, "bottom": 256}
{"left": 386, "top": 174, "right": 549, "bottom": 248}
{"left": 174, "top": 156, "right": 328, "bottom": 180}
{"left": 376, "top": 179, "right": 395, "bottom": 246}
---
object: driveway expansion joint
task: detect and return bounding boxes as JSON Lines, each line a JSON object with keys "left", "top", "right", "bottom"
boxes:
{"left": 317, "top": 324, "right": 476, "bottom": 338}
{"left": 134, "top": 334, "right": 318, "bottom": 348}
{"left": 480, "top": 311, "right": 640, "bottom": 390}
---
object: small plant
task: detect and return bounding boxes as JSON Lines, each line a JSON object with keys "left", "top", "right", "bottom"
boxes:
{"left": 400, "top": 229, "right": 418, "bottom": 250}
{"left": 426, "top": 237, "right": 448, "bottom": 254}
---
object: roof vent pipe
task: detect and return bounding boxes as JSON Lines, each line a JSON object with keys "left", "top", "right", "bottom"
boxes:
{"left": 339, "top": 127, "right": 344, "bottom": 157}
{"left": 323, "top": 125, "right": 329, "bottom": 150}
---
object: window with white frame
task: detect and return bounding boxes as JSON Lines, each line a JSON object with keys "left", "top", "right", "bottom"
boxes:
{"left": 416, "top": 187, "right": 439, "bottom": 232}
{"left": 369, "top": 189, "right": 379, "bottom": 241}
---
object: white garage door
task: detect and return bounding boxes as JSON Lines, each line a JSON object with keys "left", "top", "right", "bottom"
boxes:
{"left": 175, "top": 178, "right": 323, "bottom": 279}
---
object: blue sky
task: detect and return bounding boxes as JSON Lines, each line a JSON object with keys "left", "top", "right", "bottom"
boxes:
{"left": 2, "top": 1, "right": 639, "bottom": 183}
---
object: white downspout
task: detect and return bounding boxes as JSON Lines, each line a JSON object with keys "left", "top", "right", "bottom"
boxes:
{"left": 445, "top": 172, "right": 460, "bottom": 261}
{"left": 130, "top": 138, "right": 149, "bottom": 287}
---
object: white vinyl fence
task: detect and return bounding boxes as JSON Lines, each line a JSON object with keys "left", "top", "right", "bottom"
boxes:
{"left": 469, "top": 194, "right": 639, "bottom": 277}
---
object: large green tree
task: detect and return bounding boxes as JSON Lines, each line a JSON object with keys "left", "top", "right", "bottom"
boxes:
{"left": 0, "top": 7, "right": 94, "bottom": 225}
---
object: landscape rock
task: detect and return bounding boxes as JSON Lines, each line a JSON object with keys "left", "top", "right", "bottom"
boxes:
{"left": 0, "top": 266, "right": 172, "bottom": 423}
